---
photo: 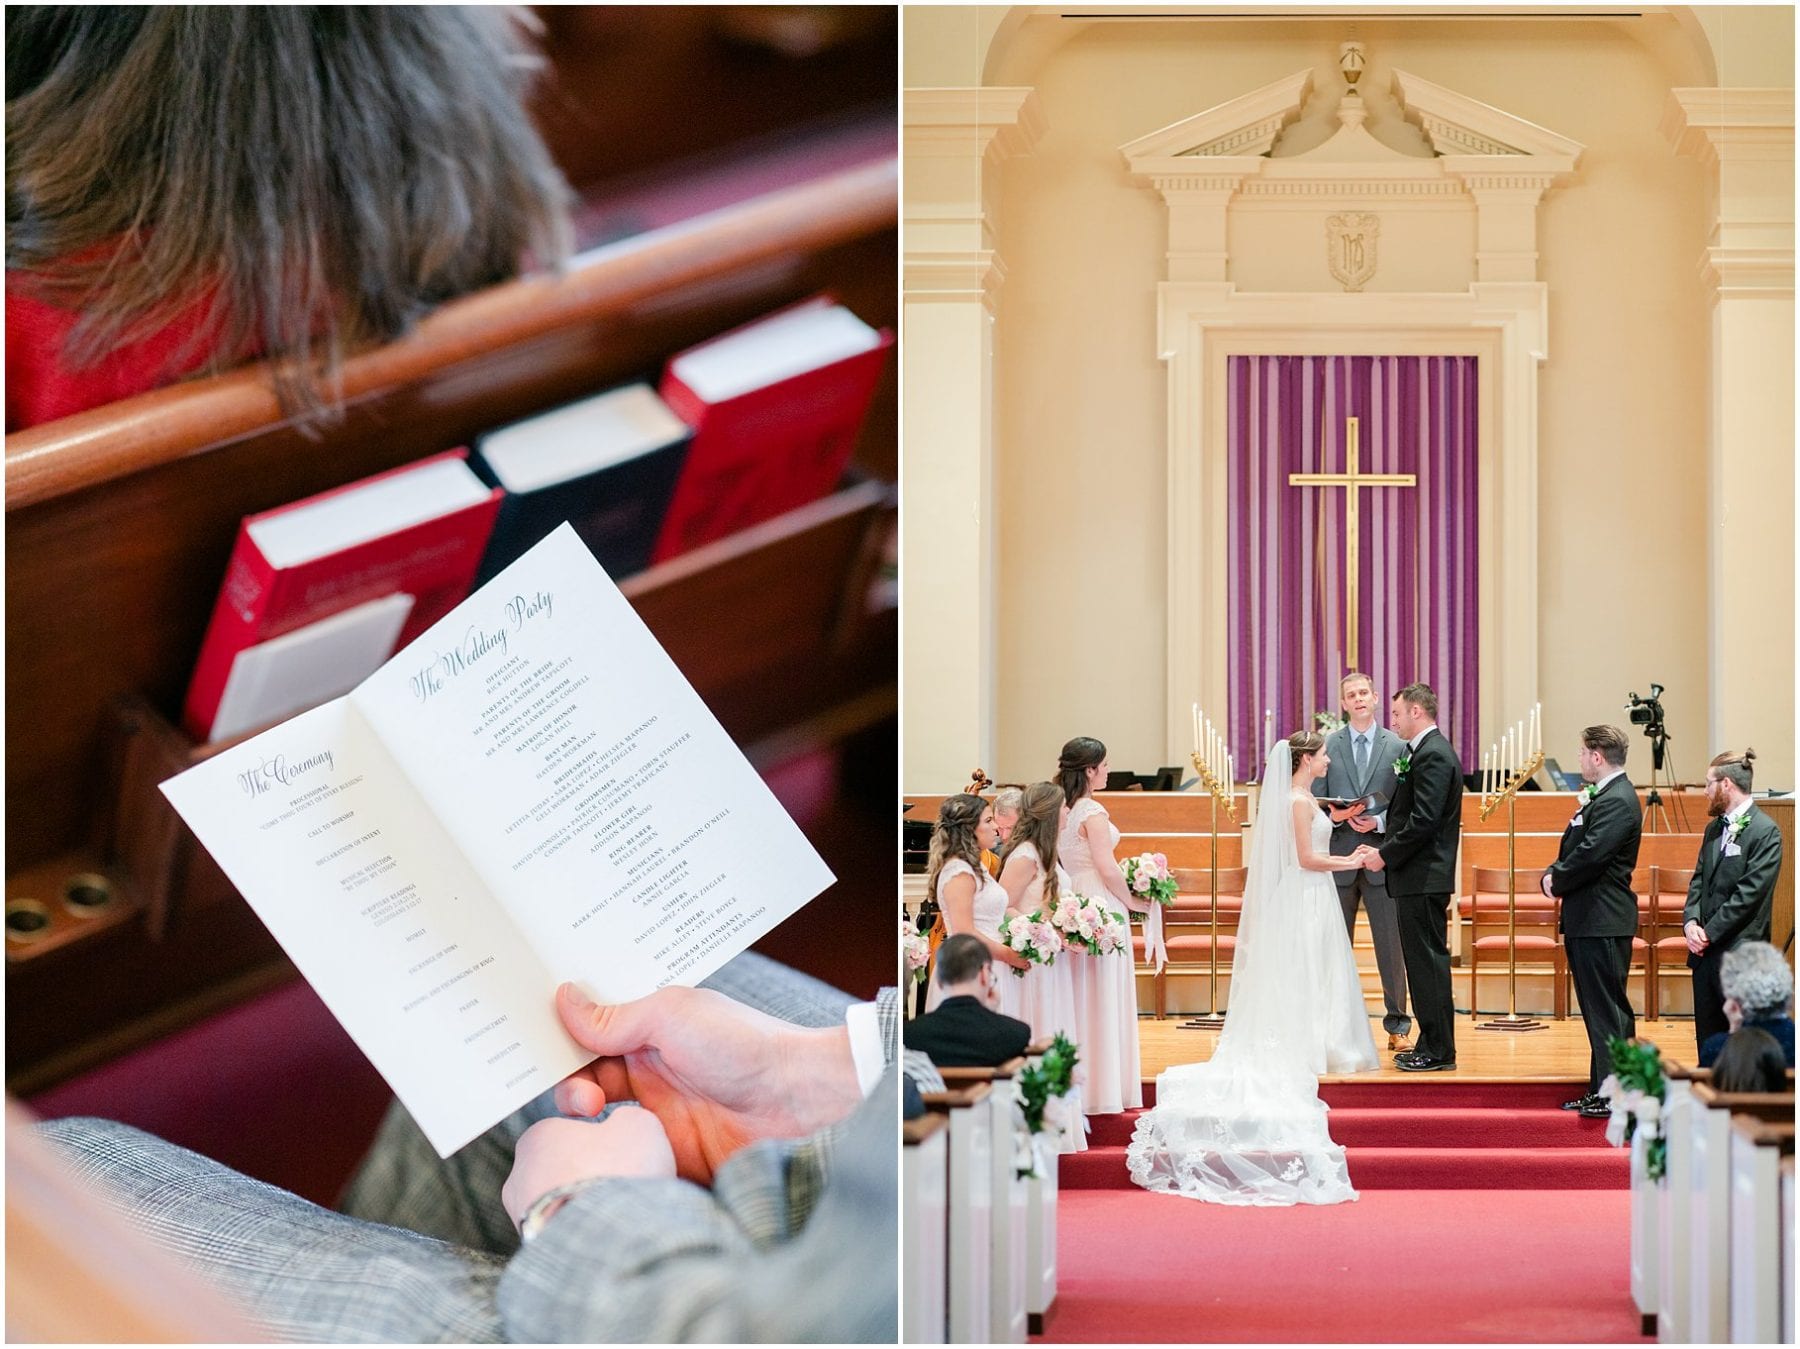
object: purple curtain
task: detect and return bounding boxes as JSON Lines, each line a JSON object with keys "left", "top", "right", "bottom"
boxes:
{"left": 1226, "top": 355, "right": 1478, "bottom": 772}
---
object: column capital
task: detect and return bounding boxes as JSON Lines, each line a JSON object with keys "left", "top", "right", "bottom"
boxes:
{"left": 903, "top": 250, "right": 1008, "bottom": 312}
{"left": 1662, "top": 88, "right": 1794, "bottom": 169}
{"left": 903, "top": 87, "right": 1046, "bottom": 162}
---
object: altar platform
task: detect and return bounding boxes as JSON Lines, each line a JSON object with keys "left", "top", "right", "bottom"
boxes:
{"left": 1139, "top": 1011, "right": 1702, "bottom": 1085}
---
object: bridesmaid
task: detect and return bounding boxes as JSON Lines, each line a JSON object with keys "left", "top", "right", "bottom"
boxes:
{"left": 1058, "top": 736, "right": 1150, "bottom": 1114}
{"left": 925, "top": 793, "right": 1028, "bottom": 1016}
{"left": 998, "top": 781, "right": 1085, "bottom": 1150}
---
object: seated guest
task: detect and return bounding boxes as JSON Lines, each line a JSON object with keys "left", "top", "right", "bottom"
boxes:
{"left": 1698, "top": 940, "right": 1795, "bottom": 1069}
{"left": 6, "top": 7, "right": 570, "bottom": 429}
{"left": 904, "top": 934, "right": 1032, "bottom": 1068}
{"left": 902, "top": 1049, "right": 945, "bottom": 1120}
{"left": 903, "top": 1076, "right": 925, "bottom": 1121}
{"left": 1709, "top": 1027, "right": 1789, "bottom": 1094}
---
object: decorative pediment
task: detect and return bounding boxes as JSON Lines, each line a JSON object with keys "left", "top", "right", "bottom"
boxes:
{"left": 1120, "top": 56, "right": 1584, "bottom": 178}
{"left": 1119, "top": 47, "right": 1584, "bottom": 287}
{"left": 1118, "top": 71, "right": 1312, "bottom": 160}
{"left": 1389, "top": 70, "right": 1583, "bottom": 169}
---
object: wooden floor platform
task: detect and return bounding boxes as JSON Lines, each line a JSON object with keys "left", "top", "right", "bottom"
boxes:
{"left": 1137, "top": 1012, "right": 1702, "bottom": 1084}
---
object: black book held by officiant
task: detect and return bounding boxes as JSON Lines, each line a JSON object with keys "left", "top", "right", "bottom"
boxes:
{"left": 1317, "top": 791, "right": 1390, "bottom": 813}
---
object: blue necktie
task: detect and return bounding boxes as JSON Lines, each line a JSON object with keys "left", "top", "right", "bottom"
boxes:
{"left": 1355, "top": 732, "right": 1369, "bottom": 782}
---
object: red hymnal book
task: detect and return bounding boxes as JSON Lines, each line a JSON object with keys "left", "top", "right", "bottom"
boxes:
{"left": 651, "top": 296, "right": 893, "bottom": 562}
{"left": 181, "top": 451, "right": 502, "bottom": 742}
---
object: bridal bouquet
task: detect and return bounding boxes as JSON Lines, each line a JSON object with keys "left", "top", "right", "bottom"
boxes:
{"left": 999, "top": 909, "right": 1063, "bottom": 975}
{"left": 1122, "top": 851, "right": 1177, "bottom": 907}
{"left": 903, "top": 922, "right": 930, "bottom": 984}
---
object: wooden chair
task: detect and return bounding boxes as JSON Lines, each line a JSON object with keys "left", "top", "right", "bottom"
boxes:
{"left": 1464, "top": 867, "right": 1566, "bottom": 1019}
{"left": 1649, "top": 867, "right": 1696, "bottom": 1021}
{"left": 1141, "top": 866, "right": 1247, "bottom": 1018}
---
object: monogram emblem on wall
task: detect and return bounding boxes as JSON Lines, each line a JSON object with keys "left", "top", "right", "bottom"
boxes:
{"left": 1326, "top": 212, "right": 1380, "bottom": 292}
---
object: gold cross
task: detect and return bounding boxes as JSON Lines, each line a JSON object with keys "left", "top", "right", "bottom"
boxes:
{"left": 1286, "top": 416, "right": 1416, "bottom": 668}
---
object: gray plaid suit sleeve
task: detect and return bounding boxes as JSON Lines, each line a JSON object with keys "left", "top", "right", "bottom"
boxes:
{"left": 339, "top": 952, "right": 871, "bottom": 1249}
{"left": 38, "top": 1115, "right": 509, "bottom": 1343}
{"left": 497, "top": 1066, "right": 898, "bottom": 1342}
{"left": 39, "top": 960, "right": 897, "bottom": 1343}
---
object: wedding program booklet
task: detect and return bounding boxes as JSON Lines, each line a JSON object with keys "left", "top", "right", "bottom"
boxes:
{"left": 162, "top": 524, "right": 835, "bottom": 1156}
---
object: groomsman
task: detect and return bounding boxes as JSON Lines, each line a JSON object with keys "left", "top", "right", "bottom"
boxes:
{"left": 1365, "top": 683, "right": 1462, "bottom": 1072}
{"left": 1314, "top": 673, "right": 1413, "bottom": 1051}
{"left": 1684, "top": 748, "right": 1784, "bottom": 1054}
{"left": 1541, "top": 726, "right": 1643, "bottom": 1118}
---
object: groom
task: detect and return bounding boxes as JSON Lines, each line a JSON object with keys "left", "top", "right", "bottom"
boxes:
{"left": 1314, "top": 672, "right": 1412, "bottom": 1052}
{"left": 1365, "top": 683, "right": 1462, "bottom": 1072}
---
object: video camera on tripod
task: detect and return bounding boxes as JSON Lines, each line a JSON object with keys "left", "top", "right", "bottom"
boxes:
{"left": 1625, "top": 683, "right": 1668, "bottom": 769}
{"left": 1624, "top": 682, "right": 1686, "bottom": 831}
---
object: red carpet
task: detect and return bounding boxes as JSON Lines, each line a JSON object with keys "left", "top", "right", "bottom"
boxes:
{"left": 1040, "top": 1080, "right": 1648, "bottom": 1343}
{"left": 1045, "top": 1189, "right": 1647, "bottom": 1343}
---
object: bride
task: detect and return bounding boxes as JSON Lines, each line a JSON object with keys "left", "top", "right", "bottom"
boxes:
{"left": 1126, "top": 731, "right": 1380, "bottom": 1205}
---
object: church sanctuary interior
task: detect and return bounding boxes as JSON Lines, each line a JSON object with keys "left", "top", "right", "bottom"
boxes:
{"left": 900, "top": 5, "right": 1793, "bottom": 1345}
{"left": 7, "top": 9, "right": 897, "bottom": 1340}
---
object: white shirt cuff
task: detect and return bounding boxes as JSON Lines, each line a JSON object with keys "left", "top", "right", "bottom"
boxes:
{"left": 844, "top": 1001, "right": 884, "bottom": 1097}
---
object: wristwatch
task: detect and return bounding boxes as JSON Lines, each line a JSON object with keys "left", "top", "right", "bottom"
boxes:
{"left": 517, "top": 1179, "right": 601, "bottom": 1242}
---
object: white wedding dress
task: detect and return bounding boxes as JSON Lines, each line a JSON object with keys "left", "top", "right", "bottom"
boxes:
{"left": 1126, "top": 741, "right": 1378, "bottom": 1206}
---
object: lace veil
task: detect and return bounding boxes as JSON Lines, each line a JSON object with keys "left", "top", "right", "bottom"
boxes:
{"left": 1122, "top": 735, "right": 1360, "bottom": 1206}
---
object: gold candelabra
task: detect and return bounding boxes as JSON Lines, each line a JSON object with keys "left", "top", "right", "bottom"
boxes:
{"left": 1475, "top": 747, "right": 1548, "bottom": 1032}
{"left": 1181, "top": 749, "right": 1238, "bottom": 1030}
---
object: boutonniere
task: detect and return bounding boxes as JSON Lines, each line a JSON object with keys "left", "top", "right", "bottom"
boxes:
{"left": 1727, "top": 813, "right": 1751, "bottom": 841}
{"left": 1578, "top": 783, "right": 1599, "bottom": 805}
{"left": 1392, "top": 752, "right": 1412, "bottom": 782}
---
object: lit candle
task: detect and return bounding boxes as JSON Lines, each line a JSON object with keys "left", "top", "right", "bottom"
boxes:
{"left": 1503, "top": 729, "right": 1513, "bottom": 780}
{"left": 1192, "top": 702, "right": 1201, "bottom": 752}
{"left": 1481, "top": 746, "right": 1491, "bottom": 799}
{"left": 1264, "top": 708, "right": 1273, "bottom": 755}
{"left": 1534, "top": 702, "right": 1542, "bottom": 757}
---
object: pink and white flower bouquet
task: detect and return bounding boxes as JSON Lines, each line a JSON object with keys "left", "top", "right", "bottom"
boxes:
{"left": 903, "top": 922, "right": 930, "bottom": 984}
{"left": 998, "top": 909, "right": 1063, "bottom": 975}
{"left": 1122, "top": 851, "right": 1177, "bottom": 907}
{"left": 1048, "top": 890, "right": 1129, "bottom": 956}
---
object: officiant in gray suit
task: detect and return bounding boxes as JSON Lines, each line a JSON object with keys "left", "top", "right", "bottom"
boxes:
{"left": 1313, "top": 672, "right": 1413, "bottom": 1051}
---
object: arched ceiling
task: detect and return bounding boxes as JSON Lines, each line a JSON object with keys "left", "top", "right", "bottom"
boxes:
{"left": 972, "top": 7, "right": 1737, "bottom": 91}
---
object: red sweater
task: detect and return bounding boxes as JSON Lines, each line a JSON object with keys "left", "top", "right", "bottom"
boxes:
{"left": 6, "top": 280, "right": 215, "bottom": 431}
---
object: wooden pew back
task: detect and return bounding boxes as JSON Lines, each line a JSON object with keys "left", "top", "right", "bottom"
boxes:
{"left": 5, "top": 162, "right": 899, "bottom": 1089}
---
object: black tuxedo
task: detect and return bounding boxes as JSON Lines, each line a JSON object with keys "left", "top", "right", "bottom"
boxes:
{"left": 1377, "top": 727, "right": 1463, "bottom": 1061}
{"left": 1547, "top": 772, "right": 1643, "bottom": 1092}
{"left": 902, "top": 994, "right": 1032, "bottom": 1068}
{"left": 1683, "top": 804, "right": 1784, "bottom": 1051}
